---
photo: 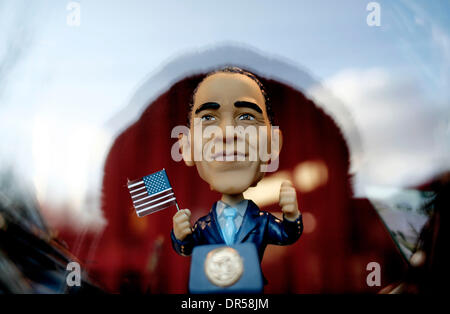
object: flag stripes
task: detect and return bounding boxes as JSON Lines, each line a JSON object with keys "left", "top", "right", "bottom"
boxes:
{"left": 127, "top": 169, "right": 178, "bottom": 217}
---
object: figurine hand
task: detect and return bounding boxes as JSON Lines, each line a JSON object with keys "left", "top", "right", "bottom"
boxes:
{"left": 173, "top": 209, "right": 192, "bottom": 241}
{"left": 279, "top": 181, "right": 300, "bottom": 221}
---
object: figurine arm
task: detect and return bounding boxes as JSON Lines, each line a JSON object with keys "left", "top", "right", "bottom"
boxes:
{"left": 171, "top": 214, "right": 203, "bottom": 256}
{"left": 265, "top": 180, "right": 303, "bottom": 245}
{"left": 266, "top": 212, "right": 303, "bottom": 245}
{"left": 171, "top": 209, "right": 196, "bottom": 256}
{"left": 170, "top": 227, "right": 197, "bottom": 256}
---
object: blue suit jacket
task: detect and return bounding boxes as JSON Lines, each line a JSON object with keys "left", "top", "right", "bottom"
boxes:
{"left": 171, "top": 200, "right": 303, "bottom": 262}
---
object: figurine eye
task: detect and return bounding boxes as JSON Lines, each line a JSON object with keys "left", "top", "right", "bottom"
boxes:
{"left": 201, "top": 114, "right": 216, "bottom": 121}
{"left": 238, "top": 113, "right": 255, "bottom": 121}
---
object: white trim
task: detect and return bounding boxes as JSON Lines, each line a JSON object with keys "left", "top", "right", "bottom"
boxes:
{"left": 136, "top": 197, "right": 176, "bottom": 214}
{"left": 135, "top": 192, "right": 174, "bottom": 209}
{"left": 128, "top": 180, "right": 144, "bottom": 188}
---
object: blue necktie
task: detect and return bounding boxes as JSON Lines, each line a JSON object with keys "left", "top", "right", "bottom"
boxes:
{"left": 223, "top": 207, "right": 237, "bottom": 245}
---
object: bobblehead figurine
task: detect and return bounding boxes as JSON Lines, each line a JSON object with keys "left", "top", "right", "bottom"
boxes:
{"left": 171, "top": 67, "right": 303, "bottom": 274}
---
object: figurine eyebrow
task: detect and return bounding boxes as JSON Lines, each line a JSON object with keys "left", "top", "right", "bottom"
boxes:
{"left": 234, "top": 101, "right": 262, "bottom": 113}
{"left": 194, "top": 101, "right": 263, "bottom": 114}
{"left": 195, "top": 102, "right": 220, "bottom": 114}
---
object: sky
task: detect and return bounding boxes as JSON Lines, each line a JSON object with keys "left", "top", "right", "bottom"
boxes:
{"left": 0, "top": 0, "right": 449, "bottom": 230}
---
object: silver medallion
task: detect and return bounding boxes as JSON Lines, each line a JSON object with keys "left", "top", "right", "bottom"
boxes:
{"left": 204, "top": 247, "right": 244, "bottom": 287}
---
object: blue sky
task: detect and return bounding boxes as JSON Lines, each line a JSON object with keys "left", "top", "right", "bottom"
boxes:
{"left": 1, "top": 0, "right": 448, "bottom": 121}
{"left": 0, "top": 0, "right": 448, "bottom": 229}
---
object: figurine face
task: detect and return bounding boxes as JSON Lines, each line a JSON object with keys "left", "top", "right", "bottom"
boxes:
{"left": 182, "top": 72, "right": 281, "bottom": 195}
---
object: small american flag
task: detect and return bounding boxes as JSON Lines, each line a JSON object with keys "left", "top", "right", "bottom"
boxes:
{"left": 127, "top": 169, "right": 179, "bottom": 217}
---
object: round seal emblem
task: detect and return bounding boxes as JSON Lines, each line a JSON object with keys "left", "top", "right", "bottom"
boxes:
{"left": 204, "top": 247, "right": 244, "bottom": 287}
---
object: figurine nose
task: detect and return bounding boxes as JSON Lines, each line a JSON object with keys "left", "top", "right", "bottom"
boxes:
{"left": 218, "top": 117, "right": 237, "bottom": 144}
{"left": 218, "top": 115, "right": 236, "bottom": 130}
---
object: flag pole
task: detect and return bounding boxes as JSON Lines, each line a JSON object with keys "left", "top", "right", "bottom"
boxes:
{"left": 175, "top": 201, "right": 180, "bottom": 211}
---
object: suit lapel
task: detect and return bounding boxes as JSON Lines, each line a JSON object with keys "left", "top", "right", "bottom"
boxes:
{"left": 235, "top": 200, "right": 260, "bottom": 243}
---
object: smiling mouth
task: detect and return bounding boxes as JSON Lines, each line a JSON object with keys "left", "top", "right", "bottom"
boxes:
{"left": 211, "top": 151, "right": 247, "bottom": 161}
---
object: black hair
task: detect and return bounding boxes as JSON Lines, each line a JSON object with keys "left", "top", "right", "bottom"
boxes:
{"left": 187, "top": 66, "right": 274, "bottom": 125}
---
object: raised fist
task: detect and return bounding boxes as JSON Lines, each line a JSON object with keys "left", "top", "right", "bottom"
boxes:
{"left": 279, "top": 181, "right": 300, "bottom": 221}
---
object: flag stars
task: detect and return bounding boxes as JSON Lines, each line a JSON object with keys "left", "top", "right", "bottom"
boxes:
{"left": 128, "top": 169, "right": 176, "bottom": 217}
{"left": 143, "top": 170, "right": 171, "bottom": 194}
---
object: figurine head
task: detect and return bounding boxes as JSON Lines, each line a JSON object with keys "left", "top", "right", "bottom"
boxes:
{"left": 180, "top": 67, "right": 282, "bottom": 195}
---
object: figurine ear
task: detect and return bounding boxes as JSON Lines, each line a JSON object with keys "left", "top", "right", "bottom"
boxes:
{"left": 259, "top": 127, "right": 283, "bottom": 173}
{"left": 179, "top": 133, "right": 195, "bottom": 167}
{"left": 270, "top": 128, "right": 283, "bottom": 160}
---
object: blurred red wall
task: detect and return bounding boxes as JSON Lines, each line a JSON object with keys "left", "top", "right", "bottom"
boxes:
{"left": 59, "top": 73, "right": 406, "bottom": 293}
